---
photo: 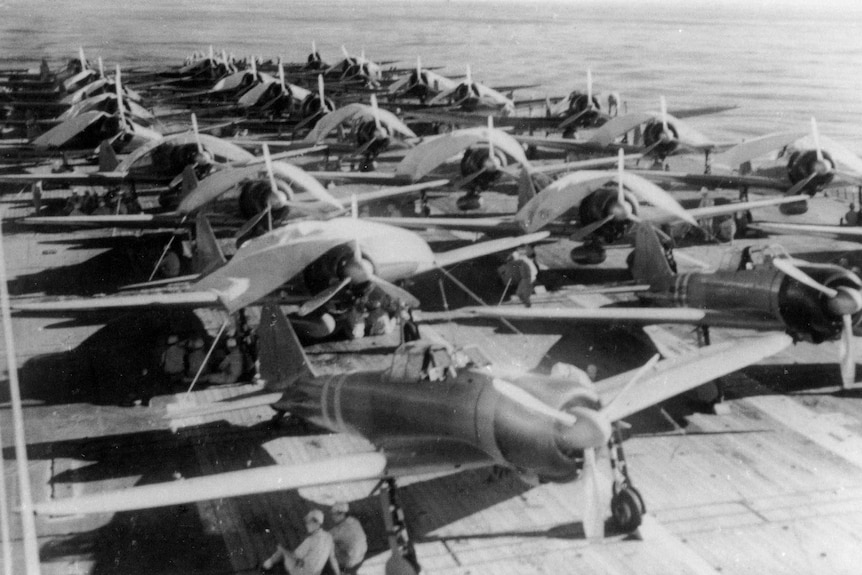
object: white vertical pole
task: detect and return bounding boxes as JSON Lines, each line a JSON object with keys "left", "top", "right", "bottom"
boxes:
{"left": 0, "top": 219, "right": 41, "bottom": 574}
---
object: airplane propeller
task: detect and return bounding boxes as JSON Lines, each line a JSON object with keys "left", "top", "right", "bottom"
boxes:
{"left": 772, "top": 255, "right": 862, "bottom": 388}
{"left": 570, "top": 149, "right": 640, "bottom": 242}
{"left": 451, "top": 116, "right": 504, "bottom": 191}
{"left": 298, "top": 197, "right": 420, "bottom": 317}
{"left": 352, "top": 94, "right": 389, "bottom": 159}
{"left": 557, "top": 69, "right": 600, "bottom": 130}
{"left": 493, "top": 354, "right": 660, "bottom": 538}
{"left": 785, "top": 117, "right": 835, "bottom": 196}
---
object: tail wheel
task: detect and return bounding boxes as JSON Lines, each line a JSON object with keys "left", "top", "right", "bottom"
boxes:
{"left": 611, "top": 486, "right": 645, "bottom": 532}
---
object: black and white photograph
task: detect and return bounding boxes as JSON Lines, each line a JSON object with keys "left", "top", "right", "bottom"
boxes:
{"left": 1, "top": 0, "right": 862, "bottom": 573}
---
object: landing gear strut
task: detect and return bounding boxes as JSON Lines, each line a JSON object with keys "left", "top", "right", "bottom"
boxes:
{"left": 608, "top": 425, "right": 645, "bottom": 533}
{"left": 378, "top": 478, "right": 421, "bottom": 575}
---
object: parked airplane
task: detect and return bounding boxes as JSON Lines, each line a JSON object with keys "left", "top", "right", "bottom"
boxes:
{"left": 469, "top": 222, "right": 862, "bottom": 388}
{"left": 30, "top": 301, "right": 790, "bottom": 575}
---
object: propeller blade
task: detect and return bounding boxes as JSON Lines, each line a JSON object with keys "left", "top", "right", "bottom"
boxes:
{"left": 602, "top": 354, "right": 661, "bottom": 416}
{"left": 416, "top": 55, "right": 422, "bottom": 77}
{"left": 450, "top": 166, "right": 488, "bottom": 190}
{"left": 278, "top": 58, "right": 286, "bottom": 91}
{"left": 660, "top": 95, "right": 668, "bottom": 132}
{"left": 840, "top": 313, "right": 856, "bottom": 389}
{"left": 191, "top": 113, "right": 202, "bottom": 154}
{"left": 114, "top": 65, "right": 126, "bottom": 127}
{"left": 556, "top": 106, "right": 591, "bottom": 130}
{"left": 312, "top": 40, "right": 317, "bottom": 56}
{"left": 233, "top": 207, "right": 270, "bottom": 242}
{"left": 351, "top": 193, "right": 358, "bottom": 219}
{"left": 569, "top": 214, "right": 615, "bottom": 242}
{"left": 317, "top": 74, "right": 325, "bottom": 105}
{"left": 784, "top": 171, "right": 818, "bottom": 196}
{"left": 263, "top": 143, "right": 291, "bottom": 201}
{"left": 370, "top": 275, "right": 420, "bottom": 309}
{"left": 772, "top": 257, "right": 838, "bottom": 298}
{"left": 812, "top": 117, "right": 824, "bottom": 163}
{"left": 466, "top": 63, "right": 472, "bottom": 85}
{"left": 98, "top": 56, "right": 104, "bottom": 79}
{"left": 250, "top": 55, "right": 257, "bottom": 78}
{"left": 298, "top": 277, "right": 352, "bottom": 317}
{"left": 581, "top": 447, "right": 606, "bottom": 539}
{"left": 371, "top": 94, "right": 382, "bottom": 131}
{"left": 586, "top": 68, "right": 593, "bottom": 109}
{"left": 492, "top": 378, "right": 578, "bottom": 425}
{"left": 487, "top": 115, "right": 496, "bottom": 166}
{"left": 617, "top": 148, "right": 625, "bottom": 207}
{"left": 341, "top": 44, "right": 350, "bottom": 59}
{"left": 79, "top": 46, "right": 86, "bottom": 70}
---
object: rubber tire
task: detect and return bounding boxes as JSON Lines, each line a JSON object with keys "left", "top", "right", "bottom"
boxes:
{"left": 611, "top": 487, "right": 644, "bottom": 532}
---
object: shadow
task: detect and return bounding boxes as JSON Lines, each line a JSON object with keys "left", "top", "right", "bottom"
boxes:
{"left": 7, "top": 236, "right": 172, "bottom": 296}
{"left": 5, "top": 309, "right": 208, "bottom": 405}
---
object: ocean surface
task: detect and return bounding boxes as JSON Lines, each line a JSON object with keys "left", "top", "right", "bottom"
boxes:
{"left": 2, "top": 0, "right": 862, "bottom": 151}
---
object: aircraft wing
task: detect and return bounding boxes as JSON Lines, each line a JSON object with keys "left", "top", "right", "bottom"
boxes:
{"left": 0, "top": 170, "right": 129, "bottom": 186}
{"left": 647, "top": 194, "right": 810, "bottom": 224}
{"left": 598, "top": 333, "right": 791, "bottom": 422}
{"left": 629, "top": 169, "right": 789, "bottom": 191}
{"left": 12, "top": 290, "right": 220, "bottom": 313}
{"left": 749, "top": 221, "right": 862, "bottom": 242}
{"left": 431, "top": 231, "right": 550, "bottom": 269}
{"left": 367, "top": 215, "right": 523, "bottom": 235}
{"left": 330, "top": 179, "right": 450, "bottom": 209}
{"left": 33, "top": 453, "right": 388, "bottom": 516}
{"left": 465, "top": 305, "right": 784, "bottom": 331}
{"left": 668, "top": 105, "right": 738, "bottom": 120}
{"left": 21, "top": 213, "right": 189, "bottom": 230}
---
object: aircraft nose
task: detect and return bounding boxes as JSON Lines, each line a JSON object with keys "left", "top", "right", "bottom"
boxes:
{"left": 555, "top": 407, "right": 611, "bottom": 454}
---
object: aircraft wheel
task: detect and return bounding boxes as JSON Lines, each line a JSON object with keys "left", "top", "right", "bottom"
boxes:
{"left": 611, "top": 487, "right": 644, "bottom": 533}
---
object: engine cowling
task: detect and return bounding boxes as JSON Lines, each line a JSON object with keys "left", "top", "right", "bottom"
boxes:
{"left": 787, "top": 149, "right": 835, "bottom": 195}
{"left": 578, "top": 186, "right": 640, "bottom": 244}
{"left": 642, "top": 120, "right": 679, "bottom": 158}
{"left": 299, "top": 94, "right": 335, "bottom": 125}
{"left": 355, "top": 120, "right": 390, "bottom": 159}
{"left": 238, "top": 180, "right": 290, "bottom": 221}
{"left": 459, "top": 146, "right": 507, "bottom": 191}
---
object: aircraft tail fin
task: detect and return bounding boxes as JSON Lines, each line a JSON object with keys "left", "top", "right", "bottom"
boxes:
{"left": 97, "top": 139, "right": 119, "bottom": 172}
{"left": 192, "top": 213, "right": 226, "bottom": 275}
{"left": 178, "top": 165, "right": 199, "bottom": 205}
{"left": 257, "top": 302, "right": 317, "bottom": 389}
{"left": 630, "top": 223, "right": 676, "bottom": 291}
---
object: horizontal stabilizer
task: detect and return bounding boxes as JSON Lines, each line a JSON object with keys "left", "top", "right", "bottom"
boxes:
{"left": 34, "top": 453, "right": 387, "bottom": 516}
{"left": 165, "top": 391, "right": 284, "bottom": 421}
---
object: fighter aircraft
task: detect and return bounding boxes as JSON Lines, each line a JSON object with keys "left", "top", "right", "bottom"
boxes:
{"left": 372, "top": 149, "right": 805, "bottom": 265}
{"left": 516, "top": 95, "right": 718, "bottom": 168}
{"left": 13, "top": 204, "right": 550, "bottom": 339}
{"left": 300, "top": 93, "right": 416, "bottom": 167}
{"left": 468, "top": 222, "right": 862, "bottom": 388}
{"left": 1, "top": 66, "right": 161, "bottom": 156}
{"left": 632, "top": 118, "right": 862, "bottom": 215}
{"left": 425, "top": 64, "right": 516, "bottom": 114}
{"left": 30, "top": 300, "right": 790, "bottom": 575}
{"left": 386, "top": 56, "right": 458, "bottom": 103}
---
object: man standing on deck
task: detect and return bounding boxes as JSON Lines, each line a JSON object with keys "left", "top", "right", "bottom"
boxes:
{"left": 329, "top": 501, "right": 367, "bottom": 575}
{"left": 261, "top": 509, "right": 339, "bottom": 575}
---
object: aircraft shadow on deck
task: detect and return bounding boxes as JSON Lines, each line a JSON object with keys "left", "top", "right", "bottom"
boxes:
{"left": 7, "top": 237, "right": 175, "bottom": 297}
{"left": 4, "top": 309, "right": 209, "bottom": 405}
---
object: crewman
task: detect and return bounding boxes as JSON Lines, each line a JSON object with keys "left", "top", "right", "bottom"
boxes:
{"left": 205, "top": 337, "right": 244, "bottom": 385}
{"left": 844, "top": 203, "right": 859, "bottom": 226}
{"left": 160, "top": 334, "right": 186, "bottom": 386}
{"left": 184, "top": 337, "right": 208, "bottom": 383}
{"left": 329, "top": 502, "right": 367, "bottom": 575}
{"left": 498, "top": 248, "right": 538, "bottom": 307}
{"left": 261, "top": 509, "right": 339, "bottom": 575}
{"left": 365, "top": 300, "right": 394, "bottom": 336}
